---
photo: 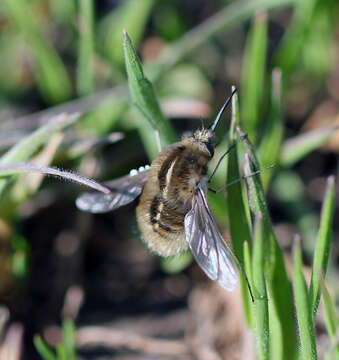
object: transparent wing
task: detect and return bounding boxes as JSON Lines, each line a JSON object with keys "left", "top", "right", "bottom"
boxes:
{"left": 76, "top": 169, "right": 150, "bottom": 213}
{"left": 184, "top": 186, "right": 238, "bottom": 291}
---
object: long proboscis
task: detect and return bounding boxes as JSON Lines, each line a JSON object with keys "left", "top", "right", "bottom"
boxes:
{"left": 209, "top": 88, "right": 237, "bottom": 132}
{"left": 0, "top": 162, "right": 111, "bottom": 194}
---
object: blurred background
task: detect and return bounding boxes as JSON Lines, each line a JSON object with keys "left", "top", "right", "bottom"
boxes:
{"left": 0, "top": 0, "right": 338, "bottom": 359}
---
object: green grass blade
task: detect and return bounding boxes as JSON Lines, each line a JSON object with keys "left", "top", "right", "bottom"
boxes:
{"left": 274, "top": 0, "right": 318, "bottom": 79}
{"left": 100, "top": 0, "right": 155, "bottom": 67}
{"left": 56, "top": 344, "right": 67, "bottom": 360}
{"left": 258, "top": 68, "right": 284, "bottom": 190}
{"left": 243, "top": 240, "right": 254, "bottom": 327}
{"left": 62, "top": 320, "right": 76, "bottom": 360}
{"left": 226, "top": 88, "right": 253, "bottom": 326}
{"left": 253, "top": 213, "right": 269, "bottom": 360}
{"left": 309, "top": 175, "right": 336, "bottom": 318}
{"left": 33, "top": 335, "right": 57, "bottom": 360}
{"left": 2, "top": 0, "right": 72, "bottom": 103}
{"left": 0, "top": 113, "right": 80, "bottom": 196}
{"left": 241, "top": 12, "right": 267, "bottom": 144}
{"left": 77, "top": 0, "right": 95, "bottom": 96}
{"left": 123, "top": 30, "right": 176, "bottom": 158}
{"left": 49, "top": 0, "right": 76, "bottom": 23}
{"left": 293, "top": 235, "right": 318, "bottom": 360}
{"left": 281, "top": 126, "right": 339, "bottom": 167}
{"left": 156, "top": 0, "right": 294, "bottom": 73}
{"left": 240, "top": 135, "right": 297, "bottom": 359}
{"left": 321, "top": 280, "right": 339, "bottom": 359}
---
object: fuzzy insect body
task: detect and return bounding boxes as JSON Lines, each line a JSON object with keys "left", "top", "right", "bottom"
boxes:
{"left": 136, "top": 129, "right": 213, "bottom": 257}
{"left": 76, "top": 90, "right": 242, "bottom": 292}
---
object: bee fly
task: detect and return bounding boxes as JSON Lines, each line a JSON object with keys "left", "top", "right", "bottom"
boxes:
{"left": 76, "top": 89, "right": 251, "bottom": 295}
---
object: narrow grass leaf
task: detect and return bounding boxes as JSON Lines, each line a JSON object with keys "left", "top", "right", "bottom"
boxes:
{"left": 49, "top": 0, "right": 76, "bottom": 23}
{"left": 77, "top": 0, "right": 95, "bottom": 96}
{"left": 252, "top": 213, "right": 269, "bottom": 360}
{"left": 100, "top": 0, "right": 155, "bottom": 67}
{"left": 226, "top": 88, "right": 253, "bottom": 326}
{"left": 56, "top": 344, "right": 67, "bottom": 360}
{"left": 123, "top": 30, "right": 176, "bottom": 157}
{"left": 281, "top": 126, "right": 339, "bottom": 167}
{"left": 0, "top": 113, "right": 79, "bottom": 165}
{"left": 243, "top": 240, "right": 255, "bottom": 328}
{"left": 320, "top": 280, "right": 339, "bottom": 359}
{"left": 156, "top": 0, "right": 294, "bottom": 73}
{"left": 258, "top": 68, "right": 283, "bottom": 190}
{"left": 241, "top": 12, "right": 267, "bottom": 144}
{"left": 2, "top": 0, "right": 72, "bottom": 103}
{"left": 62, "top": 320, "right": 76, "bottom": 360}
{"left": 240, "top": 132, "right": 297, "bottom": 359}
{"left": 309, "top": 175, "right": 336, "bottom": 318}
{"left": 33, "top": 335, "right": 57, "bottom": 360}
{"left": 274, "top": 0, "right": 318, "bottom": 79}
{"left": 0, "top": 113, "right": 80, "bottom": 196}
{"left": 293, "top": 235, "right": 318, "bottom": 360}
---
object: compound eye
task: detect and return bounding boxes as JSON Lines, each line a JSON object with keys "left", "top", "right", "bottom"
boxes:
{"left": 206, "top": 142, "right": 214, "bottom": 157}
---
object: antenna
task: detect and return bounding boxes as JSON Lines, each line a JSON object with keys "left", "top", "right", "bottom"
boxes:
{"left": 209, "top": 88, "right": 237, "bottom": 132}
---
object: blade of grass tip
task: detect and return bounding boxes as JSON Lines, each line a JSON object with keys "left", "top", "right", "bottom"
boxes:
{"left": 293, "top": 235, "right": 318, "bottom": 360}
{"left": 2, "top": 0, "right": 72, "bottom": 103}
{"left": 77, "top": 0, "right": 95, "bottom": 96}
{"left": 241, "top": 11, "right": 268, "bottom": 144}
{"left": 62, "top": 320, "right": 76, "bottom": 360}
{"left": 0, "top": 163, "right": 111, "bottom": 194}
{"left": 0, "top": 113, "right": 80, "bottom": 196}
{"left": 123, "top": 30, "right": 176, "bottom": 158}
{"left": 309, "top": 175, "right": 336, "bottom": 319}
{"left": 33, "top": 335, "right": 57, "bottom": 360}
{"left": 226, "top": 87, "right": 253, "bottom": 326}
{"left": 242, "top": 148, "right": 297, "bottom": 359}
{"left": 258, "top": 68, "right": 284, "bottom": 191}
{"left": 320, "top": 279, "right": 339, "bottom": 359}
{"left": 155, "top": 0, "right": 294, "bottom": 75}
{"left": 281, "top": 126, "right": 339, "bottom": 168}
{"left": 253, "top": 212, "right": 269, "bottom": 360}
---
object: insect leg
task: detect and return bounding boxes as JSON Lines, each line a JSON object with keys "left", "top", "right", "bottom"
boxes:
{"left": 208, "top": 140, "right": 240, "bottom": 183}
{"left": 214, "top": 165, "right": 275, "bottom": 193}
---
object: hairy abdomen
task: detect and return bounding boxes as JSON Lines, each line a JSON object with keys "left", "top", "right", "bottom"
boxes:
{"left": 136, "top": 143, "right": 208, "bottom": 256}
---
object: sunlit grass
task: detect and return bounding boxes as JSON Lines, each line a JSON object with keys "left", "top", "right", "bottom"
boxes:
{"left": 0, "top": 0, "right": 337, "bottom": 358}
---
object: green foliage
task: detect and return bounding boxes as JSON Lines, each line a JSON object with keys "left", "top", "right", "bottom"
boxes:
{"left": 0, "top": 1, "right": 337, "bottom": 359}
{"left": 77, "top": 0, "right": 95, "bottom": 96}
{"left": 2, "top": 0, "right": 72, "bottom": 103}
{"left": 34, "top": 320, "right": 76, "bottom": 360}
{"left": 123, "top": 30, "right": 176, "bottom": 158}
{"left": 241, "top": 12, "right": 267, "bottom": 144}
{"left": 309, "top": 176, "right": 336, "bottom": 318}
{"left": 293, "top": 236, "right": 317, "bottom": 360}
